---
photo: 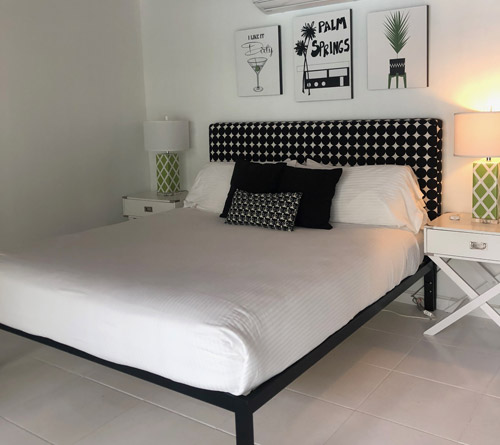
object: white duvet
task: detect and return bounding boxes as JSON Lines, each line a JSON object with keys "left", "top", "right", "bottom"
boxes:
{"left": 0, "top": 209, "right": 422, "bottom": 395}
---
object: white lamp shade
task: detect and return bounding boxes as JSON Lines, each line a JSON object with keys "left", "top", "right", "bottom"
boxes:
{"left": 454, "top": 112, "right": 500, "bottom": 157}
{"left": 144, "top": 120, "right": 189, "bottom": 153}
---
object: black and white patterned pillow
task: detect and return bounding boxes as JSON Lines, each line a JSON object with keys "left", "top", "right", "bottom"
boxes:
{"left": 225, "top": 189, "right": 302, "bottom": 231}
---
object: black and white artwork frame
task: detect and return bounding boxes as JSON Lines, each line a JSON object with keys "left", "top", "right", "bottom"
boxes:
{"left": 367, "top": 5, "right": 429, "bottom": 90}
{"left": 234, "top": 25, "right": 283, "bottom": 97}
{"left": 293, "top": 9, "right": 353, "bottom": 102}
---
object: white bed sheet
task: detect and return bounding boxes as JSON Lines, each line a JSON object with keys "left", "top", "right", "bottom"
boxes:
{"left": 0, "top": 208, "right": 423, "bottom": 395}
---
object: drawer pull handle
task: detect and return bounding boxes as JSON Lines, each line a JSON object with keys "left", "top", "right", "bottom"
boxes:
{"left": 144, "top": 206, "right": 153, "bottom": 213}
{"left": 470, "top": 241, "right": 487, "bottom": 250}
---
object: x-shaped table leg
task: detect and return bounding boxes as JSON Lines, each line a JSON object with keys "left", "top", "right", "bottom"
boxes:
{"left": 424, "top": 256, "right": 500, "bottom": 336}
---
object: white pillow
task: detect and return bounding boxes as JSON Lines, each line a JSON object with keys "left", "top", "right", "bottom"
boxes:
{"left": 184, "top": 162, "right": 235, "bottom": 213}
{"left": 257, "top": 159, "right": 302, "bottom": 167}
{"left": 306, "top": 160, "right": 428, "bottom": 233}
{"left": 302, "top": 159, "right": 336, "bottom": 170}
{"left": 184, "top": 159, "right": 300, "bottom": 214}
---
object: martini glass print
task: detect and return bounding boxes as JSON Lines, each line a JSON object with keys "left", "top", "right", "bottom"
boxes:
{"left": 247, "top": 57, "right": 267, "bottom": 92}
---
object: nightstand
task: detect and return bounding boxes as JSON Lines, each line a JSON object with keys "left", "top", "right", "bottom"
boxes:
{"left": 424, "top": 212, "right": 500, "bottom": 335}
{"left": 122, "top": 191, "right": 187, "bottom": 219}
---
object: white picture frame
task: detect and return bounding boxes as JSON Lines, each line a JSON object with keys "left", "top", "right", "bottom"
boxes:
{"left": 367, "top": 5, "right": 428, "bottom": 90}
{"left": 293, "top": 9, "right": 353, "bottom": 102}
{"left": 234, "top": 25, "right": 283, "bottom": 97}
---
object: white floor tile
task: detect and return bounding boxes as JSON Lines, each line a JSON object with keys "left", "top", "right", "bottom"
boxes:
{"left": 460, "top": 395, "right": 500, "bottom": 445}
{"left": 84, "top": 364, "right": 162, "bottom": 398}
{"left": 0, "top": 418, "right": 50, "bottom": 445}
{"left": 85, "top": 366, "right": 232, "bottom": 431}
{"left": 331, "top": 327, "right": 419, "bottom": 369}
{"left": 74, "top": 402, "right": 234, "bottom": 445}
{"left": 396, "top": 340, "right": 500, "bottom": 392}
{"left": 30, "top": 346, "right": 105, "bottom": 376}
{"left": 425, "top": 315, "right": 500, "bottom": 355}
{"left": 223, "top": 390, "right": 353, "bottom": 445}
{"left": 0, "top": 330, "right": 44, "bottom": 366}
{"left": 3, "top": 377, "right": 140, "bottom": 445}
{"left": 359, "top": 372, "right": 480, "bottom": 441}
{"left": 0, "top": 357, "right": 78, "bottom": 414}
{"left": 365, "top": 302, "right": 443, "bottom": 338}
{"left": 486, "top": 367, "right": 500, "bottom": 398}
{"left": 289, "top": 358, "right": 389, "bottom": 409}
{"left": 325, "top": 412, "right": 459, "bottom": 445}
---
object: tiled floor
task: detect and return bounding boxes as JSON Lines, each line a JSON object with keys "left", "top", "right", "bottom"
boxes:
{"left": 2, "top": 301, "right": 500, "bottom": 444}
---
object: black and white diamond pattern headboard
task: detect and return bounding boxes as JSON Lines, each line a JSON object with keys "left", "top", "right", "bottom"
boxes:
{"left": 209, "top": 118, "right": 443, "bottom": 220}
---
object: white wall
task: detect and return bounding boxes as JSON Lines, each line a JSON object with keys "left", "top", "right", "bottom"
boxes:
{"left": 0, "top": 0, "right": 150, "bottom": 251}
{"left": 140, "top": 0, "right": 500, "bottom": 315}
{"left": 140, "top": 0, "right": 500, "bottom": 212}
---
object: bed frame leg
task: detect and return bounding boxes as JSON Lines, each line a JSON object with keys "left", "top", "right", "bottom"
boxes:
{"left": 235, "top": 409, "right": 254, "bottom": 445}
{"left": 424, "top": 262, "right": 437, "bottom": 312}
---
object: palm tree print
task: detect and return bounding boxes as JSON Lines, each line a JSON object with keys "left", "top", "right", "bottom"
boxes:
{"left": 294, "top": 22, "right": 317, "bottom": 95}
{"left": 294, "top": 40, "right": 307, "bottom": 93}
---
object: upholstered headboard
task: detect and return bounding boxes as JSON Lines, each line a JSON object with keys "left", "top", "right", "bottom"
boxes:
{"left": 209, "top": 118, "right": 443, "bottom": 220}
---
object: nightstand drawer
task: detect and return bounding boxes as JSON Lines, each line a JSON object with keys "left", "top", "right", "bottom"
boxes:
{"left": 123, "top": 199, "right": 176, "bottom": 217}
{"left": 426, "top": 229, "right": 500, "bottom": 262}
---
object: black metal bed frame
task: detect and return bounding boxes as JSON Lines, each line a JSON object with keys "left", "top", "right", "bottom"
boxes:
{"left": 0, "top": 118, "right": 442, "bottom": 444}
{"left": 0, "top": 261, "right": 436, "bottom": 445}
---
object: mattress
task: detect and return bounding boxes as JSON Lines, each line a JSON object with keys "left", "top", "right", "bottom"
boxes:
{"left": 0, "top": 208, "right": 423, "bottom": 395}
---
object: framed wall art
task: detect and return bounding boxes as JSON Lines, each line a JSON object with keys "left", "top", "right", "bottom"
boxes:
{"left": 367, "top": 5, "right": 428, "bottom": 90}
{"left": 234, "top": 25, "right": 283, "bottom": 97}
{"left": 293, "top": 9, "right": 353, "bottom": 102}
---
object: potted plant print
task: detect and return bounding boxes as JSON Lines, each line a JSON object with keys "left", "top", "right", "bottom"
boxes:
{"left": 384, "top": 10, "right": 410, "bottom": 88}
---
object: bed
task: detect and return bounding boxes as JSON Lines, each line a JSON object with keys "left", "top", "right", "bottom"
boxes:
{"left": 0, "top": 118, "right": 442, "bottom": 444}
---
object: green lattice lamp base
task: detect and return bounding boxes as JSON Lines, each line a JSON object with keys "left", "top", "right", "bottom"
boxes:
{"left": 473, "top": 160, "right": 500, "bottom": 223}
{"left": 156, "top": 153, "right": 180, "bottom": 195}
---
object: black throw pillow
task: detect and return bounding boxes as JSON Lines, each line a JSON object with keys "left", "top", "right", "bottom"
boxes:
{"left": 277, "top": 166, "right": 343, "bottom": 229}
{"left": 220, "top": 160, "right": 286, "bottom": 218}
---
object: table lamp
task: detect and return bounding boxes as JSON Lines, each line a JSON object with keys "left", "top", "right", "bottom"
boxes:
{"left": 455, "top": 111, "right": 500, "bottom": 223}
{"left": 144, "top": 117, "right": 189, "bottom": 195}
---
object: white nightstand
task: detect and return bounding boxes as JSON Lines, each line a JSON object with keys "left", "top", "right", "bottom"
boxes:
{"left": 424, "top": 212, "right": 500, "bottom": 335}
{"left": 122, "top": 191, "right": 187, "bottom": 219}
